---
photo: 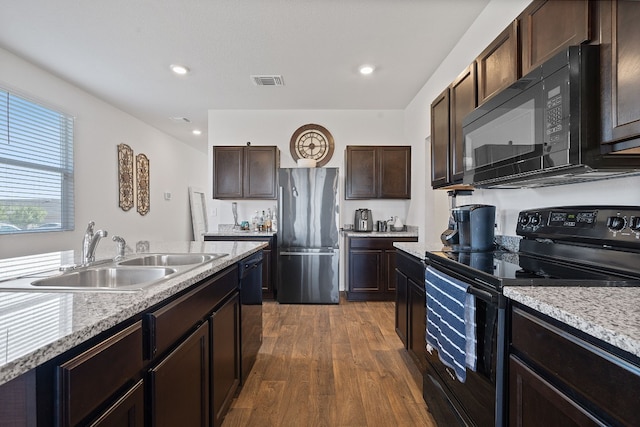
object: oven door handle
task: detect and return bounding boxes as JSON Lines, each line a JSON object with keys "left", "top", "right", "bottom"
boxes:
{"left": 467, "top": 286, "right": 495, "bottom": 303}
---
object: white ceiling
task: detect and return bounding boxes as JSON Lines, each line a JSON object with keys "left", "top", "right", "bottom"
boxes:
{"left": 0, "top": 0, "right": 490, "bottom": 151}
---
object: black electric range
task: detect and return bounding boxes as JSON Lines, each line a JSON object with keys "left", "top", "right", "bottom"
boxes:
{"left": 426, "top": 206, "right": 640, "bottom": 292}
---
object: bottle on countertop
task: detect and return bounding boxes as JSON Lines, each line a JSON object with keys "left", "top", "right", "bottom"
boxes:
{"left": 271, "top": 206, "right": 278, "bottom": 232}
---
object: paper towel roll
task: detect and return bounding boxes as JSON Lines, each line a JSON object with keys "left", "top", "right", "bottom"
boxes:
{"left": 297, "top": 159, "right": 317, "bottom": 168}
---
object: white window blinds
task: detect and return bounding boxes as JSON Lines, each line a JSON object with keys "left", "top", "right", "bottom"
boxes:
{"left": 0, "top": 89, "right": 74, "bottom": 233}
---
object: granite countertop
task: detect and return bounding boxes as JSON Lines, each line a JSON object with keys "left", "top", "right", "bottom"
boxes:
{"left": 343, "top": 225, "right": 419, "bottom": 238}
{"left": 0, "top": 240, "right": 266, "bottom": 386}
{"left": 203, "top": 230, "right": 276, "bottom": 237}
{"left": 394, "top": 241, "right": 444, "bottom": 259}
{"left": 504, "top": 286, "right": 640, "bottom": 360}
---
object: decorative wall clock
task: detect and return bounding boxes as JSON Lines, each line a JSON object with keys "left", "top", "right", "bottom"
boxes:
{"left": 289, "top": 123, "right": 335, "bottom": 167}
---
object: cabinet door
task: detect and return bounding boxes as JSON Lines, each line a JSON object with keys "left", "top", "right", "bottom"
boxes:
{"left": 213, "top": 147, "right": 243, "bottom": 199}
{"left": 509, "top": 356, "right": 603, "bottom": 427}
{"left": 89, "top": 380, "right": 144, "bottom": 427}
{"left": 430, "top": 87, "right": 450, "bottom": 188}
{"left": 600, "top": 0, "right": 640, "bottom": 149}
{"left": 520, "top": 0, "right": 591, "bottom": 76}
{"left": 244, "top": 146, "right": 278, "bottom": 199}
{"left": 149, "top": 322, "right": 209, "bottom": 427}
{"left": 379, "top": 146, "right": 411, "bottom": 199}
{"left": 408, "top": 279, "right": 427, "bottom": 371}
{"left": 449, "top": 64, "right": 476, "bottom": 184}
{"left": 476, "top": 20, "right": 519, "bottom": 105}
{"left": 57, "top": 321, "right": 143, "bottom": 427}
{"left": 348, "top": 249, "right": 384, "bottom": 295}
{"left": 210, "top": 293, "right": 241, "bottom": 427}
{"left": 345, "top": 146, "right": 377, "bottom": 199}
{"left": 384, "top": 249, "right": 398, "bottom": 292}
{"left": 395, "top": 268, "right": 408, "bottom": 347}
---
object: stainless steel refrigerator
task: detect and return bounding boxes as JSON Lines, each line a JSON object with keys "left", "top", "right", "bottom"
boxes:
{"left": 277, "top": 167, "right": 339, "bottom": 304}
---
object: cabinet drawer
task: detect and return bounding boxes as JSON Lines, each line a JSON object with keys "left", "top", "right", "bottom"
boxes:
{"left": 511, "top": 306, "right": 640, "bottom": 426}
{"left": 57, "top": 321, "right": 143, "bottom": 427}
{"left": 146, "top": 265, "right": 238, "bottom": 358}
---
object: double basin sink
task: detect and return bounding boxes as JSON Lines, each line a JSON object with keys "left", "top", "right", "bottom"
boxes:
{"left": 3, "top": 253, "right": 228, "bottom": 292}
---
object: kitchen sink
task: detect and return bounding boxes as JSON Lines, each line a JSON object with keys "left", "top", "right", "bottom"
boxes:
{"left": 0, "top": 252, "right": 229, "bottom": 292}
{"left": 117, "top": 253, "right": 226, "bottom": 267}
{"left": 30, "top": 267, "right": 177, "bottom": 291}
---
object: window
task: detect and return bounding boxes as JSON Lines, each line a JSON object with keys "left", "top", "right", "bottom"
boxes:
{"left": 0, "top": 88, "right": 74, "bottom": 234}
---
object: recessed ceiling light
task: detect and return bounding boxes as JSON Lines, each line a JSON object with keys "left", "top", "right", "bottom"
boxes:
{"left": 192, "top": 129, "right": 202, "bottom": 136}
{"left": 170, "top": 64, "right": 190, "bottom": 75}
{"left": 359, "top": 65, "right": 375, "bottom": 75}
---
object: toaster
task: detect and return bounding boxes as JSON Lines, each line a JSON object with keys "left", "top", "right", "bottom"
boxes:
{"left": 354, "top": 209, "right": 373, "bottom": 232}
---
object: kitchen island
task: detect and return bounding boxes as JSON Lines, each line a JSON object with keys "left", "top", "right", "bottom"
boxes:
{"left": 0, "top": 240, "right": 265, "bottom": 426}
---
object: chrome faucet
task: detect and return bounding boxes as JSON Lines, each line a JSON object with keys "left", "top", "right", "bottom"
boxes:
{"left": 112, "top": 235, "right": 126, "bottom": 260}
{"left": 82, "top": 221, "right": 108, "bottom": 264}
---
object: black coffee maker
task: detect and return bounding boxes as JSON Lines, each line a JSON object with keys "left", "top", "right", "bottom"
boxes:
{"left": 450, "top": 204, "right": 496, "bottom": 251}
{"left": 440, "top": 189, "right": 473, "bottom": 246}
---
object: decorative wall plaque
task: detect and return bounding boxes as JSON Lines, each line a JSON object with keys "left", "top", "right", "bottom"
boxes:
{"left": 136, "top": 153, "right": 150, "bottom": 215}
{"left": 117, "top": 143, "right": 134, "bottom": 211}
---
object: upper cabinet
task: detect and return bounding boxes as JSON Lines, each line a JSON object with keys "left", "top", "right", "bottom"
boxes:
{"left": 430, "top": 0, "right": 599, "bottom": 189}
{"left": 520, "top": 0, "right": 591, "bottom": 76}
{"left": 431, "top": 65, "right": 477, "bottom": 189}
{"left": 476, "top": 20, "right": 519, "bottom": 105}
{"left": 213, "top": 146, "right": 279, "bottom": 199}
{"left": 599, "top": 0, "right": 640, "bottom": 152}
{"left": 345, "top": 146, "right": 411, "bottom": 199}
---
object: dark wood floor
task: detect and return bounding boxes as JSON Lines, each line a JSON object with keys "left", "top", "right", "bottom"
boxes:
{"left": 222, "top": 295, "right": 436, "bottom": 427}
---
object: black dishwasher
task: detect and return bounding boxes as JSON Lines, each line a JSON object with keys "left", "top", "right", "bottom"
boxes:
{"left": 238, "top": 250, "right": 263, "bottom": 384}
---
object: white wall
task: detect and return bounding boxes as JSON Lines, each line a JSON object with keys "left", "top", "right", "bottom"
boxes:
{"left": 207, "top": 110, "right": 410, "bottom": 230}
{"left": 405, "top": 0, "right": 640, "bottom": 243}
{"left": 0, "top": 48, "right": 208, "bottom": 259}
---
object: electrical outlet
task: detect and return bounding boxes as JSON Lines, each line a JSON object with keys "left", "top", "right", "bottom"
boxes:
{"left": 495, "top": 209, "right": 502, "bottom": 234}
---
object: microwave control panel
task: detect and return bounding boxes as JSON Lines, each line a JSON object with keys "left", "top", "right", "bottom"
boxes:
{"left": 545, "top": 85, "right": 563, "bottom": 143}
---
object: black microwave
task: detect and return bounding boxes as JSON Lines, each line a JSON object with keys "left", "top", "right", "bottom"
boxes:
{"left": 462, "top": 44, "right": 640, "bottom": 188}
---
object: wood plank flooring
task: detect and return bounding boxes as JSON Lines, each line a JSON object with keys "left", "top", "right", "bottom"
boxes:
{"left": 222, "top": 295, "right": 437, "bottom": 427}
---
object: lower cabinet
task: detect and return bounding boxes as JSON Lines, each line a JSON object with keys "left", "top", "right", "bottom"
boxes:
{"left": 509, "top": 304, "right": 640, "bottom": 426}
{"left": 210, "top": 293, "right": 240, "bottom": 427}
{"left": 395, "top": 249, "right": 426, "bottom": 371}
{"left": 149, "top": 322, "right": 210, "bottom": 427}
{"left": 346, "top": 236, "right": 417, "bottom": 301}
{"left": 27, "top": 261, "right": 249, "bottom": 427}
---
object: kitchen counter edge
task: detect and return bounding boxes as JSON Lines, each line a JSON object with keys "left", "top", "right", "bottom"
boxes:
{"left": 0, "top": 240, "right": 266, "bottom": 386}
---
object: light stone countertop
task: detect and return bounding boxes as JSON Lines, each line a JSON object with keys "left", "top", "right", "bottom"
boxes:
{"left": 343, "top": 226, "right": 419, "bottom": 239}
{"left": 0, "top": 240, "right": 266, "bottom": 386}
{"left": 394, "top": 241, "right": 444, "bottom": 259}
{"left": 504, "top": 286, "right": 640, "bottom": 360}
{"left": 204, "top": 230, "right": 276, "bottom": 238}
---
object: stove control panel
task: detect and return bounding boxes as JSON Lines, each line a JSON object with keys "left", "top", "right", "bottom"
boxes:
{"left": 517, "top": 206, "right": 640, "bottom": 248}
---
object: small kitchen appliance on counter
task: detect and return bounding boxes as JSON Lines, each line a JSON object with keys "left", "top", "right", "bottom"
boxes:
{"left": 354, "top": 208, "right": 373, "bottom": 232}
{"left": 440, "top": 189, "right": 473, "bottom": 246}
{"left": 451, "top": 204, "right": 496, "bottom": 251}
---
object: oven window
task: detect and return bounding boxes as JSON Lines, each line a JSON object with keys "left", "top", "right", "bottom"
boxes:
{"left": 464, "top": 98, "right": 537, "bottom": 171}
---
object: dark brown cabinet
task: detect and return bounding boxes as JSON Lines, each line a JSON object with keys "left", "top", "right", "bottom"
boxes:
{"left": 213, "top": 146, "right": 279, "bottom": 199}
{"left": 431, "top": 65, "right": 477, "bottom": 188}
{"left": 210, "top": 293, "right": 240, "bottom": 427}
{"left": 520, "top": 0, "right": 591, "bottom": 76}
{"left": 599, "top": 0, "right": 640, "bottom": 152}
{"left": 56, "top": 321, "right": 144, "bottom": 427}
{"left": 89, "top": 380, "right": 144, "bottom": 427}
{"left": 395, "top": 249, "right": 426, "bottom": 372}
{"left": 476, "top": 20, "right": 519, "bottom": 105}
{"left": 205, "top": 234, "right": 277, "bottom": 299}
{"left": 509, "top": 304, "right": 640, "bottom": 426}
{"left": 346, "top": 236, "right": 417, "bottom": 301}
{"left": 345, "top": 146, "right": 411, "bottom": 199}
{"left": 149, "top": 322, "right": 210, "bottom": 427}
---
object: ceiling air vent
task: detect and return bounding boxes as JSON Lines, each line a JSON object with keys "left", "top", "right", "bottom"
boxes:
{"left": 169, "top": 116, "right": 191, "bottom": 123}
{"left": 250, "top": 75, "right": 285, "bottom": 86}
